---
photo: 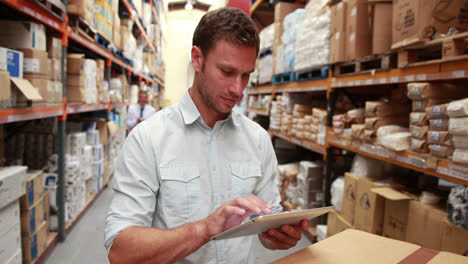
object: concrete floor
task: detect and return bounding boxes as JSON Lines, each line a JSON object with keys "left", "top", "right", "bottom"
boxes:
{"left": 46, "top": 183, "right": 313, "bottom": 264}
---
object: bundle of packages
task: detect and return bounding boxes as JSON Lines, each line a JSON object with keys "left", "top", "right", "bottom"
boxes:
{"left": 407, "top": 82, "right": 466, "bottom": 154}
{"left": 447, "top": 98, "right": 468, "bottom": 164}
{"left": 296, "top": 161, "right": 324, "bottom": 216}
{"left": 280, "top": 9, "right": 306, "bottom": 73}
{"left": 258, "top": 54, "right": 273, "bottom": 84}
{"left": 277, "top": 162, "right": 300, "bottom": 209}
{"left": 313, "top": 108, "right": 327, "bottom": 145}
{"left": 364, "top": 100, "right": 410, "bottom": 145}
{"left": 270, "top": 96, "right": 282, "bottom": 130}
{"left": 259, "top": 24, "right": 275, "bottom": 54}
{"left": 334, "top": 108, "right": 365, "bottom": 137}
{"left": 292, "top": 104, "right": 312, "bottom": 138}
{"left": 376, "top": 125, "right": 411, "bottom": 151}
{"left": 294, "top": 0, "right": 330, "bottom": 72}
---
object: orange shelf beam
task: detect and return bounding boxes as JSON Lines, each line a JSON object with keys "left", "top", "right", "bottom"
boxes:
{"left": 0, "top": 106, "right": 63, "bottom": 124}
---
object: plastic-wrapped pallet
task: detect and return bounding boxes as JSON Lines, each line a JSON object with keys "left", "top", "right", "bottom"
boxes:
{"left": 295, "top": 0, "right": 330, "bottom": 72}
{"left": 259, "top": 24, "right": 275, "bottom": 54}
{"left": 350, "top": 154, "right": 385, "bottom": 178}
{"left": 281, "top": 9, "right": 306, "bottom": 73}
{"left": 84, "top": 59, "right": 97, "bottom": 104}
{"left": 274, "top": 44, "right": 285, "bottom": 75}
{"left": 258, "top": 54, "right": 273, "bottom": 84}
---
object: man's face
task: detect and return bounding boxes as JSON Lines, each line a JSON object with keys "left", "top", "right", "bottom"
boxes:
{"left": 139, "top": 93, "right": 148, "bottom": 106}
{"left": 194, "top": 39, "right": 256, "bottom": 114}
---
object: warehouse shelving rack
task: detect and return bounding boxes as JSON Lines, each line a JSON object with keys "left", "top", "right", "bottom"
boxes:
{"left": 0, "top": 0, "right": 166, "bottom": 261}
{"left": 247, "top": 59, "right": 468, "bottom": 210}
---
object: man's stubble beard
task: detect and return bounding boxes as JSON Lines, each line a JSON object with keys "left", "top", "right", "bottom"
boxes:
{"left": 196, "top": 65, "right": 231, "bottom": 115}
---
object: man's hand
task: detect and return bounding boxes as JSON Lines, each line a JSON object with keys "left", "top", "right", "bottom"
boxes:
{"left": 137, "top": 117, "right": 142, "bottom": 123}
{"left": 201, "top": 195, "right": 272, "bottom": 240}
{"left": 259, "top": 219, "right": 310, "bottom": 250}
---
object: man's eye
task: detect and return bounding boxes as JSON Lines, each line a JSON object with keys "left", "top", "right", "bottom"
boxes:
{"left": 222, "top": 70, "right": 233, "bottom": 75}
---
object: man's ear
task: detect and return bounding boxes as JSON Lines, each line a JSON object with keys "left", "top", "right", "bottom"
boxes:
{"left": 191, "top": 46, "right": 204, "bottom": 72}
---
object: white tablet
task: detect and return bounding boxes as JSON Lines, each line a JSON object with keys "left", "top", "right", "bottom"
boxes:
{"left": 211, "top": 206, "right": 334, "bottom": 241}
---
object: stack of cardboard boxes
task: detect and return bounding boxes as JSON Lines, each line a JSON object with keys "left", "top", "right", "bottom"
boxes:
{"left": 447, "top": 98, "right": 468, "bottom": 164}
{"left": 67, "top": 0, "right": 94, "bottom": 27}
{"left": 20, "top": 171, "right": 50, "bottom": 264}
{"left": 47, "top": 36, "right": 63, "bottom": 105}
{"left": 291, "top": 104, "right": 312, "bottom": 138}
{"left": 0, "top": 20, "right": 52, "bottom": 107}
{"left": 0, "top": 166, "right": 27, "bottom": 264}
{"left": 328, "top": 172, "right": 468, "bottom": 256}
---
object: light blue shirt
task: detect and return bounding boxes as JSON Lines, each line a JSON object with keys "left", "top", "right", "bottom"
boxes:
{"left": 105, "top": 91, "right": 282, "bottom": 263}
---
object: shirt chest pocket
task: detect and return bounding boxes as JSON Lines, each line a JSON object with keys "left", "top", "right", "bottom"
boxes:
{"left": 159, "top": 165, "right": 201, "bottom": 220}
{"left": 231, "top": 162, "right": 261, "bottom": 198}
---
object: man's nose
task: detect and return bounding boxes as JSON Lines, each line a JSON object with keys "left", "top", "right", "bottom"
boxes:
{"left": 229, "top": 76, "right": 244, "bottom": 97}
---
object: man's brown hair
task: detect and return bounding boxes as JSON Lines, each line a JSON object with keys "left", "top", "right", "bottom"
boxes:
{"left": 192, "top": 7, "right": 259, "bottom": 57}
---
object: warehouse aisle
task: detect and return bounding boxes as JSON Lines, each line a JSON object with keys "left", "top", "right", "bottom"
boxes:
{"left": 45, "top": 182, "right": 312, "bottom": 264}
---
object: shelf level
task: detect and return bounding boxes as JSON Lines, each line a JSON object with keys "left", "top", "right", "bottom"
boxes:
{"left": 69, "top": 29, "right": 158, "bottom": 84}
{"left": 247, "top": 107, "right": 269, "bottom": 116}
{"left": 0, "top": 0, "right": 66, "bottom": 33}
{"left": 0, "top": 106, "right": 64, "bottom": 124}
{"left": 331, "top": 59, "right": 468, "bottom": 88}
{"left": 327, "top": 134, "right": 468, "bottom": 186}
{"left": 270, "top": 130, "right": 326, "bottom": 156}
{"left": 275, "top": 78, "right": 329, "bottom": 93}
{"left": 247, "top": 84, "right": 273, "bottom": 95}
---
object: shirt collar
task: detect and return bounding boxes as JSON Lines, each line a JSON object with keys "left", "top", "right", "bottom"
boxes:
{"left": 179, "top": 90, "right": 241, "bottom": 127}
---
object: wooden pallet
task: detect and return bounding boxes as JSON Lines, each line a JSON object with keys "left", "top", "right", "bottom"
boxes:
{"left": 96, "top": 33, "right": 111, "bottom": 51}
{"left": 272, "top": 72, "right": 295, "bottom": 85}
{"left": 397, "top": 32, "right": 468, "bottom": 68}
{"left": 69, "top": 15, "right": 96, "bottom": 42}
{"left": 31, "top": 0, "right": 66, "bottom": 21}
{"left": 295, "top": 65, "right": 329, "bottom": 82}
{"left": 334, "top": 53, "right": 397, "bottom": 77}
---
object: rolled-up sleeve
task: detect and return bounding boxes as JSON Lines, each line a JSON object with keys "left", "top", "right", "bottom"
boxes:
{"left": 104, "top": 123, "right": 159, "bottom": 253}
{"left": 254, "top": 129, "right": 282, "bottom": 214}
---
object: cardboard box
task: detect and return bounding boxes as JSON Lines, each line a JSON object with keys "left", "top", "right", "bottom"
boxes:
{"left": 341, "top": 172, "right": 358, "bottom": 225}
{"left": 372, "top": 187, "right": 411, "bottom": 241}
{"left": 19, "top": 49, "right": 48, "bottom": 77}
{"left": 327, "top": 209, "right": 353, "bottom": 237}
{"left": 392, "top": 0, "right": 468, "bottom": 49}
{"left": 354, "top": 177, "right": 395, "bottom": 235}
{"left": 0, "top": 166, "right": 27, "bottom": 209}
{"left": 274, "top": 2, "right": 304, "bottom": 22}
{"left": 345, "top": 0, "right": 372, "bottom": 61}
{"left": 66, "top": 74, "right": 85, "bottom": 87}
{"left": 20, "top": 192, "right": 49, "bottom": 237}
{"left": 406, "top": 200, "right": 446, "bottom": 250}
{"left": 0, "top": 224, "right": 21, "bottom": 262}
{"left": 331, "top": 2, "right": 347, "bottom": 35}
{"left": 330, "top": 32, "right": 346, "bottom": 63}
{"left": 11, "top": 77, "right": 44, "bottom": 107}
{"left": 54, "top": 81, "right": 63, "bottom": 103}
{"left": 23, "top": 74, "right": 49, "bottom": 102}
{"left": 20, "top": 171, "right": 44, "bottom": 209}
{"left": 0, "top": 47, "right": 23, "bottom": 78}
{"left": 49, "top": 58, "right": 62, "bottom": 81}
{"left": 68, "top": 0, "right": 94, "bottom": 25}
{"left": 441, "top": 219, "right": 468, "bottom": 255}
{"left": 67, "top": 54, "right": 84, "bottom": 74}
{"left": 46, "top": 37, "right": 62, "bottom": 59}
{"left": 0, "top": 200, "right": 20, "bottom": 238}
{"left": 67, "top": 85, "right": 86, "bottom": 103}
{"left": 272, "top": 229, "right": 468, "bottom": 264}
{"left": 372, "top": 3, "right": 393, "bottom": 54}
{"left": 0, "top": 71, "right": 11, "bottom": 106}
{"left": 22, "top": 220, "right": 48, "bottom": 264}
{"left": 0, "top": 21, "right": 46, "bottom": 51}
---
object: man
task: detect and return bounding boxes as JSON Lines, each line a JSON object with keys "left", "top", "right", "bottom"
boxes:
{"left": 105, "top": 7, "right": 309, "bottom": 264}
{"left": 126, "top": 90, "right": 156, "bottom": 130}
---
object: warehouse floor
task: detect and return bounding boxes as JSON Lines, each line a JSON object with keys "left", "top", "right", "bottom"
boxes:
{"left": 45, "top": 181, "right": 312, "bottom": 264}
